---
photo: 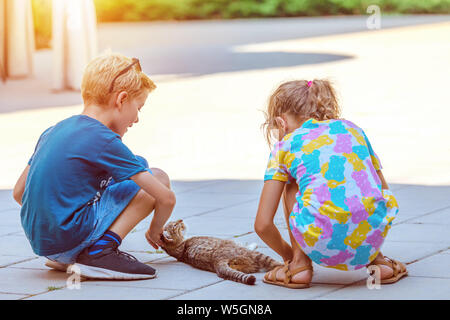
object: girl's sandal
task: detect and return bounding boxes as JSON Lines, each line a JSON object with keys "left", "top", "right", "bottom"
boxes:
{"left": 368, "top": 256, "right": 408, "bottom": 284}
{"left": 263, "top": 260, "right": 313, "bottom": 289}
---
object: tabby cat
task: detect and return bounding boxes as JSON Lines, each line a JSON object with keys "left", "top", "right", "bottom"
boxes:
{"left": 160, "top": 219, "right": 283, "bottom": 285}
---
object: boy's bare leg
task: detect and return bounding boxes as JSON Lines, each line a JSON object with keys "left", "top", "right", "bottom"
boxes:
{"left": 45, "top": 260, "right": 69, "bottom": 272}
{"left": 45, "top": 168, "right": 170, "bottom": 271}
{"left": 269, "top": 182, "right": 313, "bottom": 284}
{"left": 108, "top": 168, "right": 170, "bottom": 240}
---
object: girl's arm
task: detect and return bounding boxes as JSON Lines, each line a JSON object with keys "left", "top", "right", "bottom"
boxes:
{"left": 254, "top": 180, "right": 293, "bottom": 261}
{"left": 376, "top": 170, "right": 389, "bottom": 190}
{"left": 13, "top": 165, "right": 30, "bottom": 205}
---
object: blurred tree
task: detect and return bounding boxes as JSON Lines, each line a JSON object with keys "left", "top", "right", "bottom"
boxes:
{"left": 92, "top": 0, "right": 450, "bottom": 22}
{"left": 31, "top": 0, "right": 52, "bottom": 49}
{"left": 32, "top": 0, "right": 450, "bottom": 50}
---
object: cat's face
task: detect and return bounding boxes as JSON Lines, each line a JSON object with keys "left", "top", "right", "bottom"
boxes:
{"left": 161, "top": 219, "right": 186, "bottom": 247}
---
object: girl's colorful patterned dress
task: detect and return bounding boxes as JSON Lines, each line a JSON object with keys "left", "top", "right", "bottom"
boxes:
{"left": 264, "top": 119, "right": 399, "bottom": 270}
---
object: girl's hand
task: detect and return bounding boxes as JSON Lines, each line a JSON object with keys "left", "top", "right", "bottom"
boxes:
{"left": 255, "top": 180, "right": 292, "bottom": 260}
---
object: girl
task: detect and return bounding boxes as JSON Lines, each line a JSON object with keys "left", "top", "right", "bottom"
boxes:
{"left": 254, "top": 79, "right": 407, "bottom": 289}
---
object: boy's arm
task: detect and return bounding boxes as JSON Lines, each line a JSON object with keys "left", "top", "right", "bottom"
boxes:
{"left": 13, "top": 165, "right": 30, "bottom": 205}
{"left": 131, "top": 171, "right": 176, "bottom": 248}
{"left": 255, "top": 180, "right": 293, "bottom": 262}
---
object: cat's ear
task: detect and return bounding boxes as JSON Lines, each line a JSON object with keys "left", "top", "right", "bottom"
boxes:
{"left": 162, "top": 231, "right": 174, "bottom": 243}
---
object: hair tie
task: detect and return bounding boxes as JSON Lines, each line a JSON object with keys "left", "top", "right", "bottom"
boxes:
{"left": 307, "top": 81, "right": 313, "bottom": 87}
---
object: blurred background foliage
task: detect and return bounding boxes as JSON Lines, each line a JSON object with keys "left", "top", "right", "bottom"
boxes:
{"left": 32, "top": 0, "right": 450, "bottom": 48}
{"left": 32, "top": 0, "right": 52, "bottom": 49}
{"left": 93, "top": 0, "right": 450, "bottom": 20}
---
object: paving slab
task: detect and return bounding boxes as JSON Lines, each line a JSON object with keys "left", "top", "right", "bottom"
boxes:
{"left": 408, "top": 207, "right": 450, "bottom": 225}
{"left": 130, "top": 250, "right": 169, "bottom": 263}
{"left": 170, "top": 272, "right": 344, "bottom": 300}
{"left": 379, "top": 241, "right": 449, "bottom": 265}
{"left": 0, "top": 268, "right": 70, "bottom": 295}
{"left": 0, "top": 234, "right": 36, "bottom": 257}
{"left": 119, "top": 229, "right": 156, "bottom": 252}
{"left": 175, "top": 191, "right": 258, "bottom": 210}
{"left": 181, "top": 215, "right": 255, "bottom": 237}
{"left": 81, "top": 259, "right": 222, "bottom": 292}
{"left": 391, "top": 185, "right": 450, "bottom": 225}
{"left": 388, "top": 184, "right": 411, "bottom": 192}
{"left": 0, "top": 208, "right": 22, "bottom": 226}
{"left": 0, "top": 226, "right": 23, "bottom": 236}
{"left": 405, "top": 252, "right": 450, "bottom": 279}
{"left": 0, "top": 190, "right": 19, "bottom": 212}
{"left": 171, "top": 180, "right": 223, "bottom": 194}
{"left": 0, "top": 255, "right": 38, "bottom": 268}
{"left": 384, "top": 223, "right": 450, "bottom": 244}
{"left": 317, "top": 277, "right": 450, "bottom": 300}
{"left": 170, "top": 204, "right": 221, "bottom": 220}
{"left": 139, "top": 204, "right": 220, "bottom": 224}
{"left": 25, "top": 285, "right": 183, "bottom": 300}
{"left": 198, "top": 198, "right": 282, "bottom": 220}
{"left": 229, "top": 228, "right": 291, "bottom": 247}
{"left": 193, "top": 180, "right": 264, "bottom": 195}
{"left": 0, "top": 293, "right": 29, "bottom": 300}
{"left": 7, "top": 257, "right": 51, "bottom": 270}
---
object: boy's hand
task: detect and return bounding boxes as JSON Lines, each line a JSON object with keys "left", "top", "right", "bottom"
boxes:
{"left": 145, "top": 227, "right": 163, "bottom": 249}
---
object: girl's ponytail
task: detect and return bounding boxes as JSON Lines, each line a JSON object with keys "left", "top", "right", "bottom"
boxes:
{"left": 262, "top": 79, "right": 341, "bottom": 146}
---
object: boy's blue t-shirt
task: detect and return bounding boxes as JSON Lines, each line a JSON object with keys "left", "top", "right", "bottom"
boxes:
{"left": 21, "top": 115, "right": 148, "bottom": 256}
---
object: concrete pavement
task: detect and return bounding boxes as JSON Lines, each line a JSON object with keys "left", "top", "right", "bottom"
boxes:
{"left": 0, "top": 180, "right": 449, "bottom": 300}
{"left": 1, "top": 16, "right": 450, "bottom": 188}
{"left": 0, "top": 15, "right": 449, "bottom": 299}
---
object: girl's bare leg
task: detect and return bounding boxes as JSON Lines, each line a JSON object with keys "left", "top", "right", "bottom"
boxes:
{"left": 270, "top": 182, "right": 313, "bottom": 284}
{"left": 368, "top": 252, "right": 407, "bottom": 281}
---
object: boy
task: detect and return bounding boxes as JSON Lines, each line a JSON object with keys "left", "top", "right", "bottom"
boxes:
{"left": 13, "top": 53, "right": 176, "bottom": 280}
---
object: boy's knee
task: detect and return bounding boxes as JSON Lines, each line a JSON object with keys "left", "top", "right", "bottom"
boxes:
{"left": 150, "top": 167, "right": 171, "bottom": 189}
{"left": 134, "top": 156, "right": 170, "bottom": 189}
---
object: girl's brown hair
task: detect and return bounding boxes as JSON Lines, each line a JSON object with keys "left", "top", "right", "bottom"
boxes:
{"left": 262, "top": 79, "right": 341, "bottom": 145}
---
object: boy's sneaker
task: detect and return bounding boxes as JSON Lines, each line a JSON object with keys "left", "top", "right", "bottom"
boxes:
{"left": 73, "top": 241, "right": 157, "bottom": 280}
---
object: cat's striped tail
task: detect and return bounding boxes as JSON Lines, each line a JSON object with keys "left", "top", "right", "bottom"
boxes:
{"left": 215, "top": 261, "right": 256, "bottom": 285}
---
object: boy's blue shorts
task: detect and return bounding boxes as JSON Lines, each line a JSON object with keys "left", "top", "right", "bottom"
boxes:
{"left": 46, "top": 155, "right": 152, "bottom": 264}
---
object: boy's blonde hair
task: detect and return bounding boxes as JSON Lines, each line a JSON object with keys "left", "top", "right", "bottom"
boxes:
{"left": 262, "top": 79, "right": 341, "bottom": 145}
{"left": 81, "top": 52, "right": 156, "bottom": 106}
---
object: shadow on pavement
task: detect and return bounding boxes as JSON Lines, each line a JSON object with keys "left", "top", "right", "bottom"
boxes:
{"left": 135, "top": 49, "right": 352, "bottom": 77}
